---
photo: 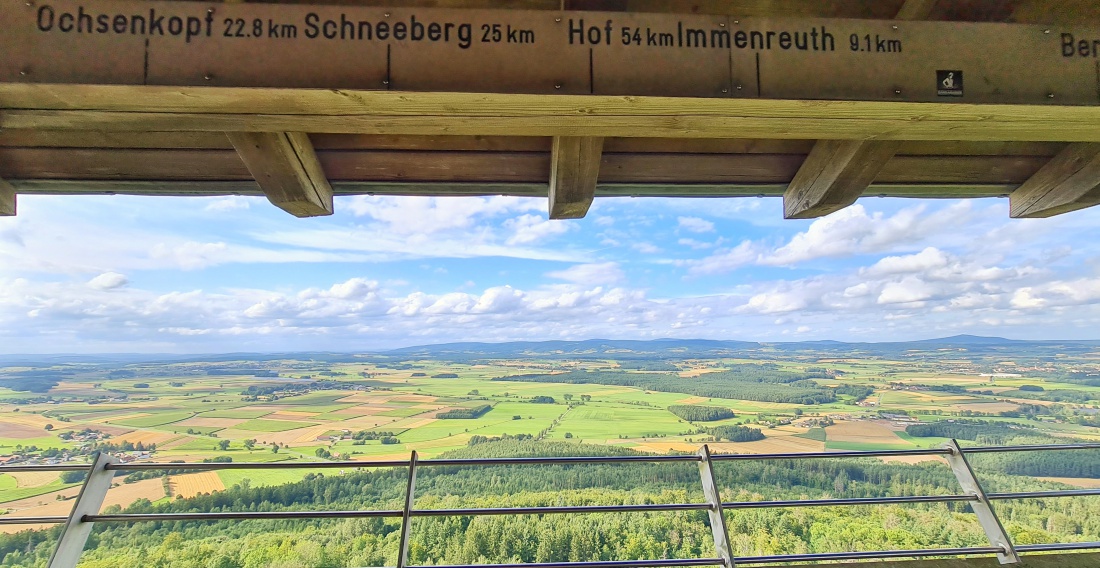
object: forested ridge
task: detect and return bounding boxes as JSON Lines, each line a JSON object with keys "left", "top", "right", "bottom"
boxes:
{"left": 3, "top": 440, "right": 1099, "bottom": 568}
{"left": 493, "top": 366, "right": 845, "bottom": 405}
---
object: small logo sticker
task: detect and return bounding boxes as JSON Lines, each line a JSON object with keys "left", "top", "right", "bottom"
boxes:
{"left": 937, "top": 70, "right": 963, "bottom": 97}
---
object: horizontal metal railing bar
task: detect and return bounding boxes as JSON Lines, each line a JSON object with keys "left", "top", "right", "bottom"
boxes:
{"left": 103, "top": 455, "right": 704, "bottom": 472}
{"left": 961, "top": 443, "right": 1100, "bottom": 454}
{"left": 105, "top": 459, "right": 409, "bottom": 471}
{"left": 412, "top": 503, "right": 714, "bottom": 516}
{"left": 1016, "top": 541, "right": 1100, "bottom": 552}
{"left": 989, "top": 489, "right": 1100, "bottom": 500}
{"left": 0, "top": 516, "right": 68, "bottom": 525}
{"left": 711, "top": 448, "right": 952, "bottom": 460}
{"left": 86, "top": 510, "right": 404, "bottom": 522}
{"left": 0, "top": 464, "right": 91, "bottom": 472}
{"left": 733, "top": 546, "right": 1006, "bottom": 564}
{"left": 408, "top": 559, "right": 725, "bottom": 568}
{"left": 723, "top": 494, "right": 977, "bottom": 509}
{"left": 44, "top": 442, "right": 1097, "bottom": 474}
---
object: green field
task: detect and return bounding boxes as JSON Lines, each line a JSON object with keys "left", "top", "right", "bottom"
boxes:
{"left": 234, "top": 419, "right": 318, "bottom": 432}
{"left": 110, "top": 411, "right": 194, "bottom": 428}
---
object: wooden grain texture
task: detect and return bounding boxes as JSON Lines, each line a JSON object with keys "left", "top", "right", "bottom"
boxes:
{"left": 894, "top": 0, "right": 939, "bottom": 20}
{"left": 549, "top": 136, "right": 604, "bottom": 219}
{"left": 226, "top": 132, "right": 334, "bottom": 217}
{"left": 0, "top": 177, "right": 14, "bottom": 216}
{"left": 0, "top": 148, "right": 1051, "bottom": 185}
{"left": 784, "top": 140, "right": 901, "bottom": 219}
{"left": 1010, "top": 142, "right": 1100, "bottom": 217}
{"left": 0, "top": 149, "right": 1035, "bottom": 184}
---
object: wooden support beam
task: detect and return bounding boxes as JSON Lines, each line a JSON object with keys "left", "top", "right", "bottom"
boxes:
{"left": 0, "top": 177, "right": 14, "bottom": 216}
{"left": 226, "top": 132, "right": 333, "bottom": 218}
{"left": 783, "top": 140, "right": 900, "bottom": 219}
{"left": 1010, "top": 143, "right": 1100, "bottom": 218}
{"left": 549, "top": 136, "right": 604, "bottom": 219}
{"left": 894, "top": 0, "right": 939, "bottom": 20}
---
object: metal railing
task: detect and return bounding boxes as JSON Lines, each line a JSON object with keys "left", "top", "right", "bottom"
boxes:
{"left": 2, "top": 441, "right": 1100, "bottom": 568}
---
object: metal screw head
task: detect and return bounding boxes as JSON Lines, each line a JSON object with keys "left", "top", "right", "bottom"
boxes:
{"left": 1044, "top": 29, "right": 1050, "bottom": 34}
{"left": 736, "top": 85, "right": 743, "bottom": 90}
{"left": 894, "top": 89, "right": 902, "bottom": 95}
{"left": 892, "top": 25, "right": 898, "bottom": 30}
{"left": 382, "top": 80, "right": 390, "bottom": 85}
{"left": 733, "top": 20, "right": 739, "bottom": 24}
{"left": 721, "top": 88, "right": 728, "bottom": 93}
{"left": 384, "top": 12, "right": 390, "bottom": 17}
{"left": 555, "top": 17, "right": 561, "bottom": 22}
{"left": 207, "top": 8, "right": 214, "bottom": 14}
{"left": 554, "top": 84, "right": 562, "bottom": 90}
{"left": 203, "top": 74, "right": 212, "bottom": 81}
{"left": 719, "top": 22, "right": 725, "bottom": 27}
{"left": 1047, "top": 93, "right": 1055, "bottom": 98}
{"left": 19, "top": 69, "right": 27, "bottom": 76}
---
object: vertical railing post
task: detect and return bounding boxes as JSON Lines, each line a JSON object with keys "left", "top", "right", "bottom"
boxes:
{"left": 942, "top": 440, "right": 1020, "bottom": 565}
{"left": 697, "top": 445, "right": 736, "bottom": 568}
{"left": 48, "top": 452, "right": 117, "bottom": 568}
{"left": 397, "top": 450, "right": 419, "bottom": 568}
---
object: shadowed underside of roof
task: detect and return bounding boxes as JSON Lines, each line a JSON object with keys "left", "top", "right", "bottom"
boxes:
{"left": 1, "top": 0, "right": 1099, "bottom": 221}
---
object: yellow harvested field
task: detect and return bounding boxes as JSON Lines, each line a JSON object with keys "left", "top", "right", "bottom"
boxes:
{"left": 0, "top": 478, "right": 166, "bottom": 534}
{"left": 677, "top": 369, "right": 713, "bottom": 378}
{"left": 391, "top": 395, "right": 437, "bottom": 403}
{"left": 879, "top": 455, "right": 946, "bottom": 465}
{"left": 9, "top": 470, "right": 59, "bottom": 487}
{"left": 116, "top": 430, "right": 180, "bottom": 446}
{"left": 0, "top": 412, "right": 62, "bottom": 429}
{"left": 710, "top": 436, "right": 824, "bottom": 454}
{"left": 1036, "top": 477, "right": 1100, "bottom": 489}
{"left": 265, "top": 411, "right": 319, "bottom": 421}
{"left": 169, "top": 472, "right": 225, "bottom": 499}
{"left": 675, "top": 396, "right": 710, "bottom": 404}
{"left": 176, "top": 417, "right": 246, "bottom": 428}
{"left": 402, "top": 418, "right": 438, "bottom": 429}
{"left": 826, "top": 421, "right": 907, "bottom": 445}
{"left": 633, "top": 441, "right": 699, "bottom": 454}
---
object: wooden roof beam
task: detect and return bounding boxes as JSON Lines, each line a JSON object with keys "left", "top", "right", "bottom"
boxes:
{"left": 1010, "top": 143, "right": 1100, "bottom": 218}
{"left": 226, "top": 132, "right": 333, "bottom": 218}
{"left": 0, "top": 177, "right": 14, "bottom": 216}
{"left": 549, "top": 136, "right": 604, "bottom": 219}
{"left": 783, "top": 140, "right": 900, "bottom": 219}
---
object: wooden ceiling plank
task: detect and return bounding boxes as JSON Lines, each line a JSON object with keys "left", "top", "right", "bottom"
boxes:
{"left": 1009, "top": 143, "right": 1100, "bottom": 218}
{"left": 549, "top": 136, "right": 604, "bottom": 219}
{"left": 0, "top": 177, "right": 14, "bottom": 216}
{"left": 226, "top": 132, "right": 334, "bottom": 217}
{"left": 783, "top": 140, "right": 901, "bottom": 219}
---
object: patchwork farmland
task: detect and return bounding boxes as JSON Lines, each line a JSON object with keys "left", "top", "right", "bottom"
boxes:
{"left": 3, "top": 340, "right": 1100, "bottom": 528}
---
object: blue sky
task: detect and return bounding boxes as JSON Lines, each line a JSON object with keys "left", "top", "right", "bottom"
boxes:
{"left": 1, "top": 193, "right": 1098, "bottom": 353}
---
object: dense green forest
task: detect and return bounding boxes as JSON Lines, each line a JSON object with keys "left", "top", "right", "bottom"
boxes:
{"left": 495, "top": 366, "right": 842, "bottom": 405}
{"left": 3, "top": 440, "right": 1099, "bottom": 568}
{"left": 705, "top": 425, "right": 765, "bottom": 442}
{"left": 905, "top": 422, "right": 1100, "bottom": 477}
{"left": 667, "top": 405, "right": 735, "bottom": 421}
{"left": 437, "top": 405, "right": 493, "bottom": 419}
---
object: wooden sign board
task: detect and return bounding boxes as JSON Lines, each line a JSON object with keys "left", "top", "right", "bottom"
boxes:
{"left": 2, "top": 0, "right": 1099, "bottom": 104}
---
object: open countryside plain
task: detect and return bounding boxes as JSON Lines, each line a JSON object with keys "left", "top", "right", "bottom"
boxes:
{"left": 4, "top": 340, "right": 1100, "bottom": 528}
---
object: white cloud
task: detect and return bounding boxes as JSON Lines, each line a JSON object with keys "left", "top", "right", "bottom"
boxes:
{"left": 677, "top": 216, "right": 715, "bottom": 233}
{"left": 504, "top": 214, "right": 572, "bottom": 245}
{"left": 546, "top": 262, "right": 625, "bottom": 286}
{"left": 87, "top": 272, "right": 128, "bottom": 290}
{"left": 685, "top": 241, "right": 759, "bottom": 275}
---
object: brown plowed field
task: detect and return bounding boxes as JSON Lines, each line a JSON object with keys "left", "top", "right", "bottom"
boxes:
{"left": 711, "top": 436, "right": 825, "bottom": 454}
{"left": 826, "top": 421, "right": 908, "bottom": 445}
